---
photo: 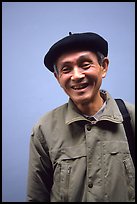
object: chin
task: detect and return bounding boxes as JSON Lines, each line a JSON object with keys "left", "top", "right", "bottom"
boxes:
{"left": 72, "top": 96, "right": 92, "bottom": 105}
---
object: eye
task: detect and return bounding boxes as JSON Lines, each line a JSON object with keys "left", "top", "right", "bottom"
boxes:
{"left": 81, "top": 62, "right": 91, "bottom": 69}
{"left": 61, "top": 66, "right": 72, "bottom": 73}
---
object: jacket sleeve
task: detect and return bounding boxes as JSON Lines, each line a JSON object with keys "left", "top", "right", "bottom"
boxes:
{"left": 27, "top": 124, "right": 53, "bottom": 202}
{"left": 125, "top": 102, "right": 135, "bottom": 136}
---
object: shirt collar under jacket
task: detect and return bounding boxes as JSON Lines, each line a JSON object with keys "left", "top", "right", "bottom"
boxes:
{"left": 65, "top": 90, "right": 123, "bottom": 125}
{"left": 84, "top": 101, "right": 106, "bottom": 121}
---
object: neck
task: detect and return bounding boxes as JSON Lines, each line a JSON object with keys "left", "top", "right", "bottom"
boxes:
{"left": 75, "top": 94, "right": 104, "bottom": 116}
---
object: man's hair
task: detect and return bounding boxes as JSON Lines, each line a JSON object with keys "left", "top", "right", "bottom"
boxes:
{"left": 96, "top": 52, "right": 105, "bottom": 66}
{"left": 54, "top": 64, "right": 59, "bottom": 75}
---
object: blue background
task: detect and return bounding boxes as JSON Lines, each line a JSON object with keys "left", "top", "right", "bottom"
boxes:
{"left": 2, "top": 2, "right": 135, "bottom": 202}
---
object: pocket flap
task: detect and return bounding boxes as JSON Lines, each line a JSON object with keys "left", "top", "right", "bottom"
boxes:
{"left": 50, "top": 143, "right": 86, "bottom": 163}
{"left": 103, "top": 141, "right": 130, "bottom": 154}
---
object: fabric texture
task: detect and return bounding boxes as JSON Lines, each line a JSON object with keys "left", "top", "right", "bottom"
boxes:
{"left": 27, "top": 90, "right": 135, "bottom": 202}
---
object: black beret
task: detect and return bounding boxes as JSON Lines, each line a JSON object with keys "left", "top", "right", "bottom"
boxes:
{"left": 44, "top": 32, "right": 108, "bottom": 72}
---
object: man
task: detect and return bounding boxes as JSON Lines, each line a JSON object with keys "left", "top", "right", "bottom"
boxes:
{"left": 27, "top": 32, "right": 135, "bottom": 202}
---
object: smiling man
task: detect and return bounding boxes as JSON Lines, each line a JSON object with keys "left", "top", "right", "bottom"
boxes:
{"left": 54, "top": 50, "right": 108, "bottom": 116}
{"left": 27, "top": 32, "right": 135, "bottom": 202}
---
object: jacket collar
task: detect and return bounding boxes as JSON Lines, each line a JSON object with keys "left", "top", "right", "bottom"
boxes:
{"left": 65, "top": 90, "right": 123, "bottom": 125}
{"left": 65, "top": 99, "right": 87, "bottom": 125}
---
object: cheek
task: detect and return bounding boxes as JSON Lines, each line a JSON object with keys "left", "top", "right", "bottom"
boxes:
{"left": 87, "top": 70, "right": 101, "bottom": 82}
{"left": 96, "top": 70, "right": 105, "bottom": 79}
{"left": 57, "top": 76, "right": 69, "bottom": 88}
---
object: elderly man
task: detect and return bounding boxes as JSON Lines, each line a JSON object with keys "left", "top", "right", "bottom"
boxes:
{"left": 27, "top": 32, "right": 135, "bottom": 202}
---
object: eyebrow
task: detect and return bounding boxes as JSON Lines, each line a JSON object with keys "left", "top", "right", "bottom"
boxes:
{"left": 77, "top": 55, "right": 93, "bottom": 64}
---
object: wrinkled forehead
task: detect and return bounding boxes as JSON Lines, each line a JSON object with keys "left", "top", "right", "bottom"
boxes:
{"left": 55, "top": 50, "right": 97, "bottom": 66}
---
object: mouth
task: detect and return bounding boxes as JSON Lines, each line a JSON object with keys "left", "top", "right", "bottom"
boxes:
{"left": 71, "top": 83, "right": 89, "bottom": 90}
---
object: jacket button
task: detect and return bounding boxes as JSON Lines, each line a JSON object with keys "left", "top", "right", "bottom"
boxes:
{"left": 87, "top": 124, "right": 92, "bottom": 131}
{"left": 88, "top": 182, "right": 93, "bottom": 188}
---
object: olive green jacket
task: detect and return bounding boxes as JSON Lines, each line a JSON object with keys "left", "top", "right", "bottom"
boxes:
{"left": 27, "top": 91, "right": 135, "bottom": 202}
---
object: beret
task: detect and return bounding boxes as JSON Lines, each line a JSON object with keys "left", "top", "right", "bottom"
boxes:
{"left": 44, "top": 32, "right": 108, "bottom": 72}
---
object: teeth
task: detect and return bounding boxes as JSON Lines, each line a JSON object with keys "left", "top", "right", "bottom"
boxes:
{"left": 72, "top": 84, "right": 87, "bottom": 90}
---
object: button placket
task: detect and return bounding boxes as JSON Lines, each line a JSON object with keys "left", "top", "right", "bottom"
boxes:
{"left": 86, "top": 124, "right": 92, "bottom": 131}
{"left": 86, "top": 120, "right": 97, "bottom": 132}
{"left": 88, "top": 177, "right": 93, "bottom": 188}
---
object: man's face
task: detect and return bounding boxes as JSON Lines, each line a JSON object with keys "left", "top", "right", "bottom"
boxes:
{"left": 55, "top": 50, "right": 108, "bottom": 106}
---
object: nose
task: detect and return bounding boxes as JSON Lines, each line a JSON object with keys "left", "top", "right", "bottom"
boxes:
{"left": 71, "top": 67, "right": 85, "bottom": 81}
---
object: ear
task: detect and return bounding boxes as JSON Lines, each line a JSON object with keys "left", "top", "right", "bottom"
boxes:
{"left": 54, "top": 72, "right": 60, "bottom": 84}
{"left": 54, "top": 71, "right": 58, "bottom": 79}
{"left": 101, "top": 57, "right": 109, "bottom": 78}
{"left": 54, "top": 71, "right": 59, "bottom": 79}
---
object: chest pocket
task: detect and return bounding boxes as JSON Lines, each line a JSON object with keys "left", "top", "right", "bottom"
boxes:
{"left": 50, "top": 143, "right": 87, "bottom": 202}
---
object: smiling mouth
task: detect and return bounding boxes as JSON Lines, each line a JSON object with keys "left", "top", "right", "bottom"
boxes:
{"left": 71, "top": 83, "right": 89, "bottom": 90}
